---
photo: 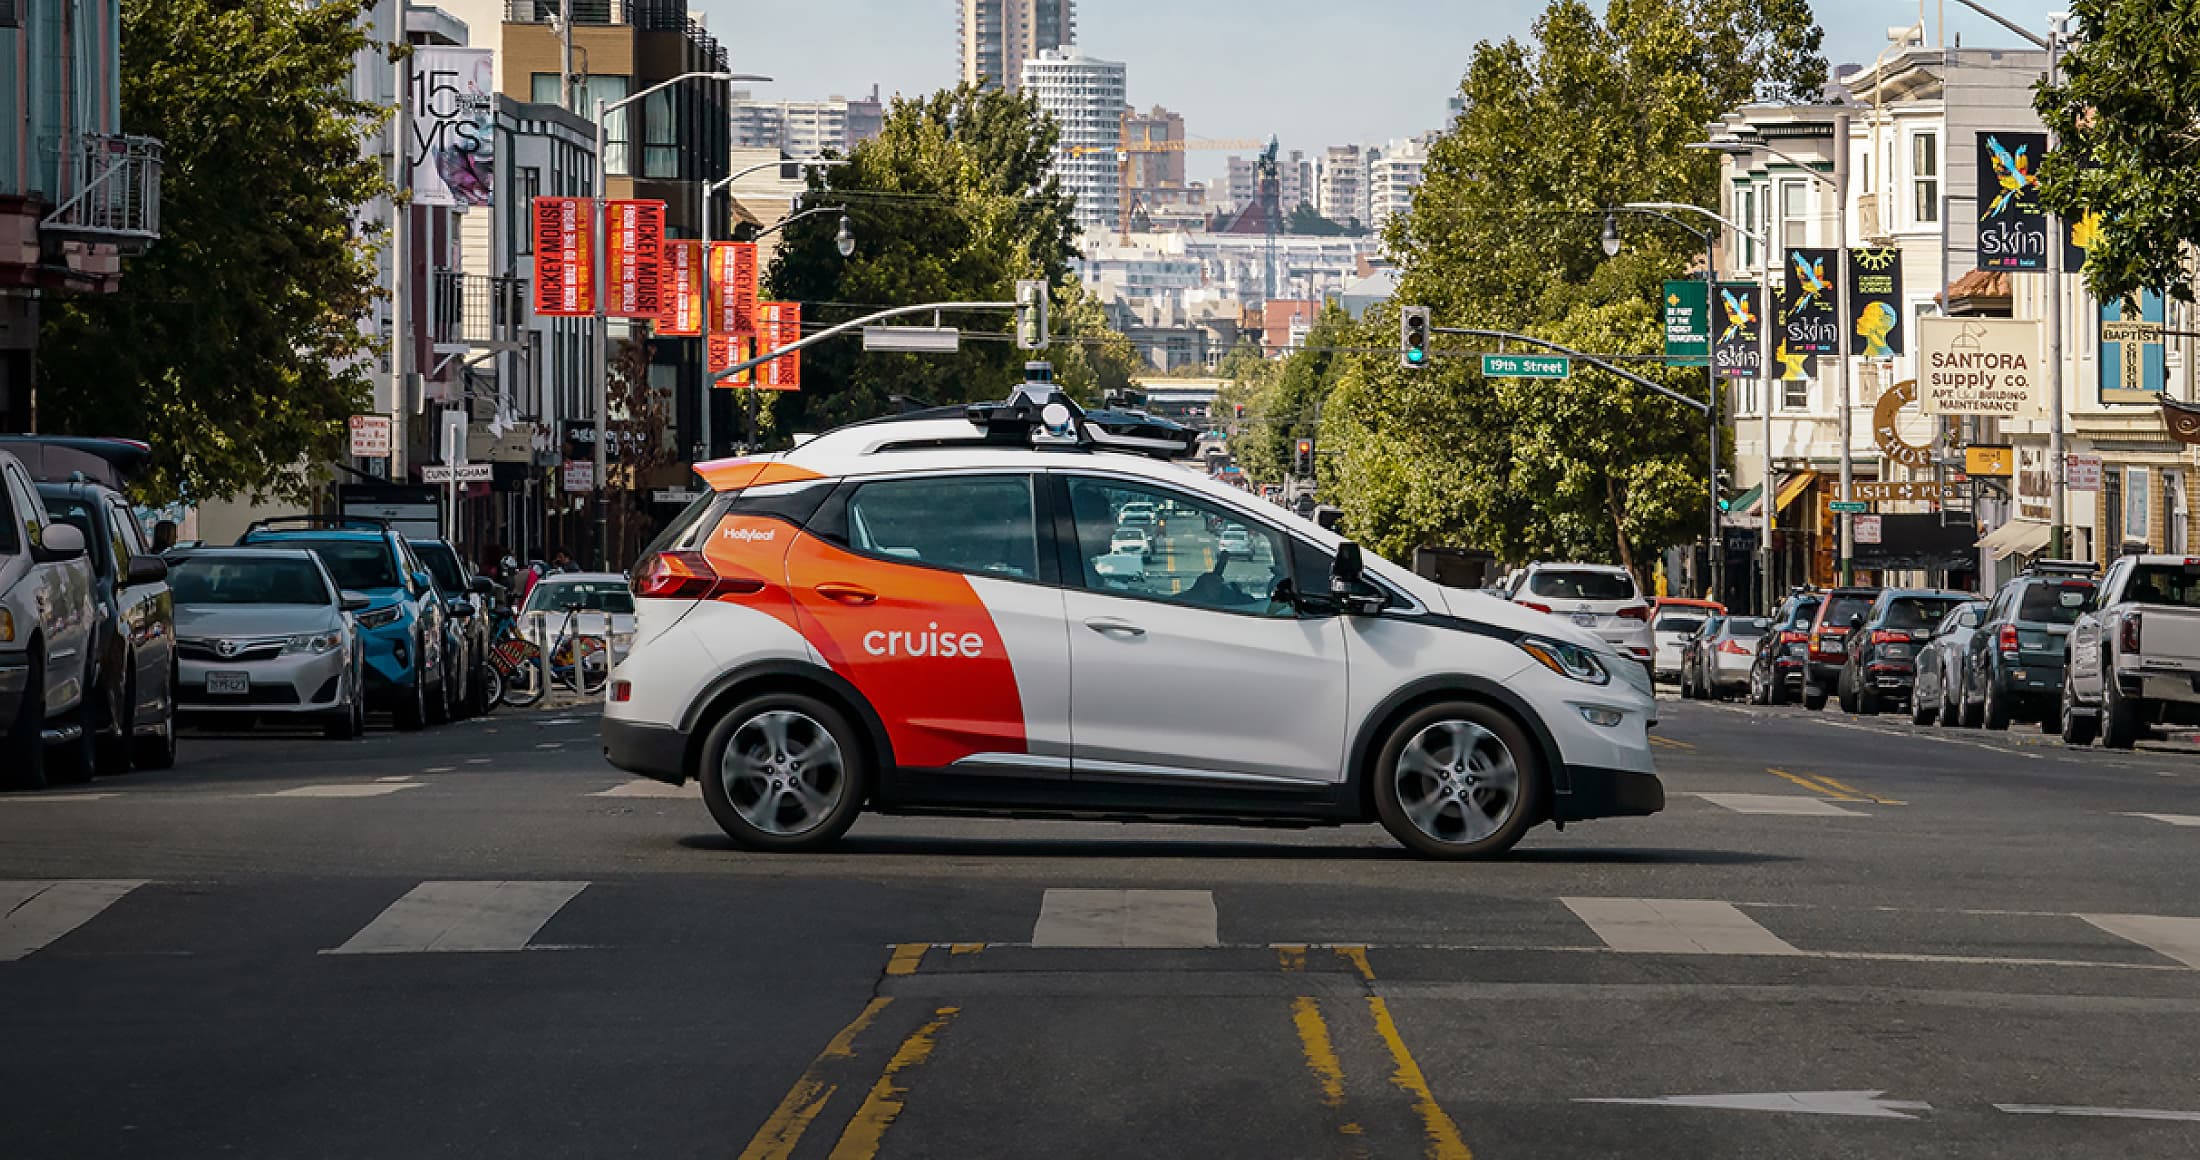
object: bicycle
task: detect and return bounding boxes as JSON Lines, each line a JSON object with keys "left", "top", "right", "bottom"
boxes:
{"left": 491, "top": 606, "right": 608, "bottom": 707}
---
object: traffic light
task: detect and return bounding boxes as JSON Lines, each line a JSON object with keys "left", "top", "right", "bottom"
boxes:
{"left": 1400, "top": 305, "right": 1431, "bottom": 369}
{"left": 1234, "top": 403, "right": 1246, "bottom": 420}
{"left": 1715, "top": 469, "right": 1735, "bottom": 511}
{"left": 1015, "top": 279, "right": 1049, "bottom": 350}
{"left": 1294, "top": 437, "right": 1314, "bottom": 476}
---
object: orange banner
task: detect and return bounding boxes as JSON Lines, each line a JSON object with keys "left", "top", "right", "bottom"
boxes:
{"left": 758, "top": 301, "right": 801, "bottom": 391}
{"left": 530, "top": 197, "right": 593, "bottom": 316}
{"left": 708, "top": 334, "right": 753, "bottom": 385}
{"left": 657, "top": 239, "right": 702, "bottom": 336}
{"left": 709, "top": 241, "right": 759, "bottom": 337}
{"left": 604, "top": 199, "right": 665, "bottom": 319}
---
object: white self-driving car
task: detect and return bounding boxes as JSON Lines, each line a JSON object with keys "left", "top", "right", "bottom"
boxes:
{"left": 601, "top": 381, "right": 1661, "bottom": 859}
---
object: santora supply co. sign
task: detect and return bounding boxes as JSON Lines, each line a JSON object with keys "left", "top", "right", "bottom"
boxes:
{"left": 1917, "top": 316, "right": 2045, "bottom": 418}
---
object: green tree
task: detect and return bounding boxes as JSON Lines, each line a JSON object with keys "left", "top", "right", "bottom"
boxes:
{"left": 2037, "top": 0, "right": 2200, "bottom": 303}
{"left": 1285, "top": 203, "right": 1348, "bottom": 237}
{"left": 1327, "top": 0, "right": 1819, "bottom": 577}
{"left": 1046, "top": 283, "right": 1142, "bottom": 404}
{"left": 39, "top": 0, "right": 386, "bottom": 503}
{"left": 1225, "top": 304, "right": 1355, "bottom": 486}
{"left": 761, "top": 84, "right": 1092, "bottom": 435}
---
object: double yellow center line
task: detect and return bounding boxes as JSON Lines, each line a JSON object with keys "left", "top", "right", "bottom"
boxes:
{"left": 1768, "top": 767, "right": 1904, "bottom": 805}
{"left": 1279, "top": 944, "right": 1473, "bottom": 1160}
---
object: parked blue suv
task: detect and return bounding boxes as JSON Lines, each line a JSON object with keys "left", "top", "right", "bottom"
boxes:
{"left": 236, "top": 516, "right": 453, "bottom": 730}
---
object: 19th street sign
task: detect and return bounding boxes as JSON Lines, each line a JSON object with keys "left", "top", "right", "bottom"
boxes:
{"left": 1482, "top": 354, "right": 1570, "bottom": 380}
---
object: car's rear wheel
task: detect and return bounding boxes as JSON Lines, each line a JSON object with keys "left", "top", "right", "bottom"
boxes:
{"left": 699, "top": 693, "right": 866, "bottom": 852}
{"left": 1958, "top": 669, "right": 1984, "bottom": 728}
{"left": 1372, "top": 701, "right": 1540, "bottom": 860}
{"left": 393, "top": 664, "right": 428, "bottom": 732}
{"left": 2102, "top": 668, "right": 2142, "bottom": 750}
{"left": 1982, "top": 673, "right": 2013, "bottom": 731}
{"left": 95, "top": 668, "right": 134, "bottom": 776}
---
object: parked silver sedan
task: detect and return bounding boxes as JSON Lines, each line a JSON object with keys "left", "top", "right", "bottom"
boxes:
{"left": 1912, "top": 600, "right": 1991, "bottom": 726}
{"left": 169, "top": 549, "right": 369, "bottom": 738}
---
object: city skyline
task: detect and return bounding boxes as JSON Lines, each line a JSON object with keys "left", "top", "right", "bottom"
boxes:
{"left": 698, "top": 0, "right": 2071, "bottom": 186}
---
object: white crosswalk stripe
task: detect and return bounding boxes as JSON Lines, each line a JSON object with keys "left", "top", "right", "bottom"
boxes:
{"left": 1033, "top": 888, "right": 1219, "bottom": 948}
{"left": 326, "top": 881, "right": 589, "bottom": 955}
{"left": 2123, "top": 813, "right": 2200, "bottom": 828}
{"left": 1564, "top": 897, "right": 1803, "bottom": 956}
{"left": 259, "top": 782, "right": 420, "bottom": 798}
{"left": 590, "top": 779, "right": 700, "bottom": 798}
{"left": 2079, "top": 914, "right": 2200, "bottom": 969}
{"left": 1693, "top": 793, "right": 1865, "bottom": 817}
{"left": 0, "top": 880, "right": 147, "bottom": 961}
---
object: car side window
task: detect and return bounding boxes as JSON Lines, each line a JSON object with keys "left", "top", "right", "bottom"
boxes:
{"left": 112, "top": 503, "right": 148, "bottom": 558}
{"left": 1064, "top": 476, "right": 1293, "bottom": 618}
{"left": 5, "top": 465, "right": 42, "bottom": 550}
{"left": 842, "top": 474, "right": 1039, "bottom": 581}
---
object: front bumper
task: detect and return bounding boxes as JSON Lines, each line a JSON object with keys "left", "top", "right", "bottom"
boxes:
{"left": 1555, "top": 764, "right": 1666, "bottom": 822}
{"left": 603, "top": 716, "right": 687, "bottom": 785}
{"left": 0, "top": 651, "right": 29, "bottom": 724}
{"left": 179, "top": 649, "right": 348, "bottom": 714}
{"left": 358, "top": 623, "right": 420, "bottom": 694}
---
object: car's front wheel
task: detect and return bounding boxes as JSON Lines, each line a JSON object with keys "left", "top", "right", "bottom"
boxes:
{"left": 393, "top": 660, "right": 428, "bottom": 732}
{"left": 1372, "top": 701, "right": 1540, "bottom": 860}
{"left": 2062, "top": 665, "right": 2099, "bottom": 746}
{"left": 699, "top": 693, "right": 867, "bottom": 852}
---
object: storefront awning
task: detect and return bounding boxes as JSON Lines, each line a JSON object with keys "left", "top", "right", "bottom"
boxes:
{"left": 1727, "top": 482, "right": 1765, "bottom": 515}
{"left": 1977, "top": 519, "right": 2053, "bottom": 561}
{"left": 1774, "top": 470, "right": 1819, "bottom": 513}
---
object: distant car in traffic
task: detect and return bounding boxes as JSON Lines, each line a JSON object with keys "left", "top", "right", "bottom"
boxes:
{"left": 1912, "top": 600, "right": 1990, "bottom": 726}
{"left": 1682, "top": 614, "right": 1769, "bottom": 701}
{"left": 0, "top": 448, "right": 96, "bottom": 788}
{"left": 1836, "top": 588, "right": 1974, "bottom": 715}
{"left": 1092, "top": 549, "right": 1148, "bottom": 583}
{"left": 408, "top": 537, "right": 496, "bottom": 717}
{"left": 169, "top": 548, "right": 368, "bottom": 738}
{"left": 1959, "top": 561, "right": 2096, "bottom": 732}
{"left": 1748, "top": 590, "right": 1822, "bottom": 705}
{"left": 1512, "top": 562, "right": 1655, "bottom": 672}
{"left": 520, "top": 572, "right": 636, "bottom": 665}
{"left": 1801, "top": 586, "right": 1881, "bottom": 710}
{"left": 1116, "top": 500, "right": 1158, "bottom": 527}
{"left": 1649, "top": 598, "right": 1723, "bottom": 684}
{"left": 1109, "top": 526, "right": 1153, "bottom": 559}
{"left": 1217, "top": 524, "right": 1253, "bottom": 555}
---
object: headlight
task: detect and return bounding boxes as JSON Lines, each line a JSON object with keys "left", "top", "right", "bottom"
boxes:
{"left": 356, "top": 605, "right": 402, "bottom": 629}
{"left": 611, "top": 630, "right": 635, "bottom": 649}
{"left": 1517, "top": 636, "right": 1611, "bottom": 685}
{"left": 284, "top": 632, "right": 345, "bottom": 655}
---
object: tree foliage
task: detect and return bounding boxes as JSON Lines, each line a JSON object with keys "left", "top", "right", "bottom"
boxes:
{"left": 762, "top": 84, "right": 1130, "bottom": 435}
{"left": 1321, "top": 0, "right": 1819, "bottom": 575}
{"left": 1224, "top": 304, "right": 1355, "bottom": 484}
{"left": 2037, "top": 0, "right": 2200, "bottom": 303}
{"left": 39, "top": 0, "right": 386, "bottom": 503}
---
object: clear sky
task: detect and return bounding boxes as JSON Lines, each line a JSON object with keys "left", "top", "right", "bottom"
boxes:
{"left": 700, "top": 0, "right": 2067, "bottom": 185}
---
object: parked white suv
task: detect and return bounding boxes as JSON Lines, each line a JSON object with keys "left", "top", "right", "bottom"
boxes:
{"left": 0, "top": 449, "right": 97, "bottom": 788}
{"left": 600, "top": 385, "right": 1663, "bottom": 859}
{"left": 2064, "top": 554, "right": 2200, "bottom": 748}
{"left": 1510, "top": 563, "right": 1655, "bottom": 673}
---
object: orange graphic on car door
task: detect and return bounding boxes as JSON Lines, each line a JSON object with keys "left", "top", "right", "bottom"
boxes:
{"left": 782, "top": 531, "right": 1026, "bottom": 769}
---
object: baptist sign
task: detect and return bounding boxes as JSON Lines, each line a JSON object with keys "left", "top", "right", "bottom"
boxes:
{"left": 1917, "top": 317, "right": 2045, "bottom": 418}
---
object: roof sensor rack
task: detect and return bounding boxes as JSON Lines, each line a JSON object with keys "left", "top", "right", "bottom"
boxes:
{"left": 963, "top": 370, "right": 1200, "bottom": 461}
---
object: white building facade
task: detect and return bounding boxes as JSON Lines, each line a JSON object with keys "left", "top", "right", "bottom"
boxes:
{"left": 1021, "top": 48, "right": 1126, "bottom": 233}
{"left": 1367, "top": 137, "right": 1428, "bottom": 235}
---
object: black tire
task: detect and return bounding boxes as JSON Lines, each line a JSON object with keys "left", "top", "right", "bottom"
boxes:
{"left": 2039, "top": 692, "right": 2064, "bottom": 736}
{"left": 393, "top": 666, "right": 428, "bottom": 732}
{"left": 477, "top": 666, "right": 503, "bottom": 716}
{"left": 94, "top": 667, "right": 134, "bottom": 776}
{"left": 1982, "top": 673, "right": 2012, "bottom": 731}
{"left": 3, "top": 654, "right": 48, "bottom": 791}
{"left": 1958, "top": 668, "right": 1985, "bottom": 728}
{"left": 1912, "top": 674, "right": 1937, "bottom": 725}
{"left": 1767, "top": 668, "right": 1789, "bottom": 706}
{"left": 1855, "top": 674, "right": 1880, "bottom": 717}
{"left": 48, "top": 696, "right": 97, "bottom": 786}
{"left": 1803, "top": 683, "right": 1828, "bottom": 711}
{"left": 500, "top": 659, "right": 544, "bottom": 709}
{"left": 1678, "top": 664, "right": 1696, "bottom": 699}
{"left": 1371, "top": 700, "right": 1542, "bottom": 861}
{"left": 322, "top": 669, "right": 363, "bottom": 740}
{"left": 2103, "top": 668, "right": 2142, "bottom": 750}
{"left": 698, "top": 691, "right": 867, "bottom": 852}
{"left": 2062, "top": 667, "right": 2099, "bottom": 746}
{"left": 426, "top": 657, "right": 452, "bottom": 726}
{"left": 131, "top": 657, "right": 178, "bottom": 770}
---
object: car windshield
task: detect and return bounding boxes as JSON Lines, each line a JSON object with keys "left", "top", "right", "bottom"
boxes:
{"left": 170, "top": 556, "right": 331, "bottom": 605}
{"left": 1720, "top": 616, "right": 1772, "bottom": 638}
{"left": 2018, "top": 580, "right": 2095, "bottom": 623}
{"left": 2121, "top": 565, "right": 2200, "bottom": 609}
{"left": 413, "top": 542, "right": 468, "bottom": 593}
{"left": 1652, "top": 613, "right": 1705, "bottom": 635}
{"left": 283, "top": 538, "right": 400, "bottom": 590}
{"left": 524, "top": 579, "right": 635, "bottom": 615}
{"left": 1882, "top": 596, "right": 1968, "bottom": 631}
{"left": 1528, "top": 569, "right": 1635, "bottom": 601}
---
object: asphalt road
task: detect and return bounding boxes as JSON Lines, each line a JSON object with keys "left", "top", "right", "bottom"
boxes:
{"left": 8, "top": 695, "right": 2200, "bottom": 1158}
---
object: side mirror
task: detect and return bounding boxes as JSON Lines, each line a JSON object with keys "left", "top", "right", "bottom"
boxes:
{"left": 340, "top": 590, "right": 372, "bottom": 613}
{"left": 1329, "top": 542, "right": 1386, "bottom": 616}
{"left": 38, "top": 522, "right": 86, "bottom": 562}
{"left": 447, "top": 601, "right": 476, "bottom": 619}
{"left": 123, "top": 553, "right": 169, "bottom": 587}
{"left": 412, "top": 569, "right": 435, "bottom": 595}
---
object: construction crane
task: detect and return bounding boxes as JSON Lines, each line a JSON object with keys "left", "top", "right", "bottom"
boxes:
{"left": 1066, "top": 121, "right": 1262, "bottom": 235}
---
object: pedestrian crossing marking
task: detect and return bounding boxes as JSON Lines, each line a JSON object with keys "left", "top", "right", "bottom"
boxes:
{"left": 260, "top": 783, "right": 420, "bottom": 798}
{"left": 591, "top": 779, "right": 701, "bottom": 798}
{"left": 0, "top": 793, "right": 117, "bottom": 802}
{"left": 2079, "top": 914, "right": 2200, "bottom": 969}
{"left": 0, "top": 880, "right": 146, "bottom": 961}
{"left": 2125, "top": 813, "right": 2200, "bottom": 827}
{"left": 1564, "top": 897, "right": 1804, "bottom": 956}
{"left": 1032, "top": 888, "right": 1219, "bottom": 948}
{"left": 1694, "top": 793, "right": 1864, "bottom": 817}
{"left": 326, "top": 880, "right": 588, "bottom": 954}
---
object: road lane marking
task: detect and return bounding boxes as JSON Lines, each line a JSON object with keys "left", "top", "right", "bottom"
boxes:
{"left": 1648, "top": 736, "right": 1695, "bottom": 750}
{"left": 1766, "top": 768, "right": 1868, "bottom": 801}
{"left": 423, "top": 766, "right": 455, "bottom": 773}
{"left": 1290, "top": 997, "right": 1370, "bottom": 1157}
{"left": 1580, "top": 1090, "right": 1930, "bottom": 1119}
{"left": 1996, "top": 1104, "right": 2200, "bottom": 1122}
{"left": 884, "top": 943, "right": 926, "bottom": 976}
{"left": 737, "top": 997, "right": 893, "bottom": 1160}
{"left": 1031, "top": 888, "right": 1218, "bottom": 947}
{"left": 0, "top": 793, "right": 116, "bottom": 802}
{"left": 1335, "top": 945, "right": 1377, "bottom": 982}
{"left": 2125, "top": 812, "right": 2200, "bottom": 827}
{"left": 1805, "top": 774, "right": 1903, "bottom": 804}
{"left": 0, "top": 880, "right": 146, "bottom": 961}
{"left": 376, "top": 776, "right": 415, "bottom": 783}
{"left": 259, "top": 783, "right": 421, "bottom": 798}
{"left": 1278, "top": 944, "right": 1308, "bottom": 971}
{"left": 1367, "top": 997, "right": 1473, "bottom": 1160}
{"left": 947, "top": 942, "right": 984, "bottom": 956}
{"left": 590, "top": 779, "right": 700, "bottom": 798}
{"left": 326, "top": 881, "right": 587, "bottom": 954}
{"left": 1693, "top": 793, "right": 1864, "bottom": 817}
{"left": 827, "top": 1006, "right": 961, "bottom": 1160}
{"left": 2078, "top": 914, "right": 2200, "bottom": 969}
{"left": 1564, "top": 898, "right": 1803, "bottom": 956}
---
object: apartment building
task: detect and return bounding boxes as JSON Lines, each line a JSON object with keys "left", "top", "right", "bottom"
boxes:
{"left": 958, "top": 0, "right": 1075, "bottom": 93}
{"left": 1366, "top": 137, "right": 1428, "bottom": 235}
{"left": 1316, "top": 145, "right": 1367, "bottom": 228}
{"left": 728, "top": 86, "right": 885, "bottom": 156}
{"left": 1021, "top": 48, "right": 1126, "bottom": 234}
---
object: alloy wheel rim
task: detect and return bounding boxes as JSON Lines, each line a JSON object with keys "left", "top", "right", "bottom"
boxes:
{"left": 1393, "top": 719, "right": 1519, "bottom": 845}
{"left": 722, "top": 710, "right": 847, "bottom": 837}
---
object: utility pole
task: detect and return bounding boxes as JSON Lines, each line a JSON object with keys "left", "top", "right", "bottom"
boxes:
{"left": 388, "top": 3, "right": 409, "bottom": 483}
{"left": 2045, "top": 15, "right": 2068, "bottom": 558}
{"left": 1833, "top": 108, "right": 1855, "bottom": 586}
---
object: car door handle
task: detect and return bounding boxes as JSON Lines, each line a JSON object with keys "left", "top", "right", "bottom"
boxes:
{"left": 814, "top": 582, "right": 877, "bottom": 606}
{"left": 1084, "top": 617, "right": 1145, "bottom": 637}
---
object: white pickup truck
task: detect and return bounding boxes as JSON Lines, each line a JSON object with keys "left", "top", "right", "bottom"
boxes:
{"left": 2064, "top": 554, "right": 2200, "bottom": 749}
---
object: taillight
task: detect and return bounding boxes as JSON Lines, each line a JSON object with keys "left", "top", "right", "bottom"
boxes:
{"left": 634, "top": 550, "right": 767, "bottom": 600}
{"left": 1718, "top": 640, "right": 1751, "bottom": 655}
{"left": 1518, "top": 601, "right": 1552, "bottom": 614}
{"left": 1998, "top": 624, "right": 2020, "bottom": 657}
{"left": 1617, "top": 605, "right": 1650, "bottom": 622}
{"left": 1780, "top": 630, "right": 1808, "bottom": 644}
{"left": 1870, "top": 630, "right": 1912, "bottom": 645}
{"left": 2122, "top": 613, "right": 2142, "bottom": 653}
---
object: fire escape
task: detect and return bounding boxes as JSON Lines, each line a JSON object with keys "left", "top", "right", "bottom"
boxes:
{"left": 39, "top": 133, "right": 164, "bottom": 260}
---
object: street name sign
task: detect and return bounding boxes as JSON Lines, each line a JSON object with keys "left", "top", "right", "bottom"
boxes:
{"left": 1829, "top": 500, "right": 1869, "bottom": 514}
{"left": 1481, "top": 354, "right": 1569, "bottom": 380}
{"left": 862, "top": 326, "right": 961, "bottom": 354}
{"left": 421, "top": 463, "right": 492, "bottom": 484}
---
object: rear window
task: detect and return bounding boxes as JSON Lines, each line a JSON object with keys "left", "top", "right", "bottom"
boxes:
{"left": 1786, "top": 599, "right": 1821, "bottom": 629}
{"left": 1528, "top": 569, "right": 1637, "bottom": 602}
{"left": 524, "top": 579, "right": 637, "bottom": 615}
{"left": 1652, "top": 613, "right": 1705, "bottom": 635}
{"left": 1820, "top": 593, "right": 1874, "bottom": 629}
{"left": 2122, "top": 565, "right": 2200, "bottom": 609}
{"left": 1882, "top": 596, "right": 1968, "bottom": 631}
{"left": 1720, "top": 616, "right": 1772, "bottom": 638}
{"left": 2017, "top": 580, "right": 2094, "bottom": 624}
